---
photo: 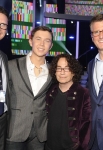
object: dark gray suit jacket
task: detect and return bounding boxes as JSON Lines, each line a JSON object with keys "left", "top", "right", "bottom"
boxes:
{"left": 88, "top": 59, "right": 103, "bottom": 150}
{"left": 7, "top": 56, "right": 52, "bottom": 142}
{"left": 0, "top": 50, "right": 9, "bottom": 150}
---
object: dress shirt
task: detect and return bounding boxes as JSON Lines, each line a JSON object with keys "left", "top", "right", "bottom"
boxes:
{"left": 26, "top": 51, "right": 48, "bottom": 96}
{"left": 93, "top": 53, "right": 103, "bottom": 96}
{"left": 0, "top": 54, "right": 7, "bottom": 112}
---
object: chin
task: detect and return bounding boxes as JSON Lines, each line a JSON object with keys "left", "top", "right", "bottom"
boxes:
{"left": 99, "top": 49, "right": 103, "bottom": 51}
{"left": 59, "top": 81, "right": 67, "bottom": 84}
{"left": 0, "top": 35, "right": 5, "bottom": 40}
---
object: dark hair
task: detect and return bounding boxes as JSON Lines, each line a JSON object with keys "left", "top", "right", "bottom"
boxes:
{"left": 90, "top": 14, "right": 103, "bottom": 27}
{"left": 49, "top": 54, "right": 83, "bottom": 83}
{"left": 30, "top": 26, "right": 53, "bottom": 42}
{"left": 0, "top": 6, "right": 9, "bottom": 20}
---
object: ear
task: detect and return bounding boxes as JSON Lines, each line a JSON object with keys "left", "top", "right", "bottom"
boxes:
{"left": 91, "top": 36, "right": 94, "bottom": 42}
{"left": 72, "top": 72, "right": 75, "bottom": 77}
{"left": 29, "top": 39, "right": 32, "bottom": 47}
{"left": 90, "top": 34, "right": 94, "bottom": 41}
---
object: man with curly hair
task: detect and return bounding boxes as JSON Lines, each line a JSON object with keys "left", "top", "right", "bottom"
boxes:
{"left": 45, "top": 54, "right": 91, "bottom": 150}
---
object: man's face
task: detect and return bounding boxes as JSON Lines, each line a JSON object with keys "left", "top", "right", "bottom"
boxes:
{"left": 90, "top": 21, "right": 103, "bottom": 51}
{"left": 29, "top": 30, "right": 53, "bottom": 58}
{"left": 55, "top": 58, "right": 74, "bottom": 86}
{"left": 0, "top": 13, "right": 8, "bottom": 40}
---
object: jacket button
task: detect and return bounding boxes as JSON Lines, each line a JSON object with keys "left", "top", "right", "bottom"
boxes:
{"left": 31, "top": 112, "right": 33, "bottom": 114}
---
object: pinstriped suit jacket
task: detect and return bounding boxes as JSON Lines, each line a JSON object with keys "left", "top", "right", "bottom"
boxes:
{"left": 7, "top": 56, "right": 52, "bottom": 142}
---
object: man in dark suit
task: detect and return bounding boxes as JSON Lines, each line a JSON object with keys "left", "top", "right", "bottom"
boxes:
{"left": 88, "top": 14, "right": 103, "bottom": 150}
{"left": 0, "top": 6, "right": 9, "bottom": 150}
{"left": 6, "top": 26, "right": 53, "bottom": 150}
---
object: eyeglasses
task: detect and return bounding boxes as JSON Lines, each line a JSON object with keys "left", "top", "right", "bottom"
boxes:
{"left": 91, "top": 30, "right": 103, "bottom": 37}
{"left": 56, "top": 67, "right": 70, "bottom": 72}
{"left": 0, "top": 23, "right": 8, "bottom": 30}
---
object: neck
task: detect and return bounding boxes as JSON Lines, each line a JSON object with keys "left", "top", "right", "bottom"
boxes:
{"left": 30, "top": 54, "right": 45, "bottom": 67}
{"left": 59, "top": 82, "right": 73, "bottom": 92}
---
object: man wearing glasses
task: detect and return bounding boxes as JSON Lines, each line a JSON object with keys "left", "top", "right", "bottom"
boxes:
{"left": 0, "top": 6, "right": 9, "bottom": 150}
{"left": 45, "top": 54, "right": 91, "bottom": 150}
{"left": 88, "top": 14, "right": 103, "bottom": 150}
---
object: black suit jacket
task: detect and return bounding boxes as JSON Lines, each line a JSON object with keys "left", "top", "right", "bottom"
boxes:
{"left": 0, "top": 50, "right": 9, "bottom": 150}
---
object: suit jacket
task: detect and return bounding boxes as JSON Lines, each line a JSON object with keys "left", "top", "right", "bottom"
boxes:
{"left": 87, "top": 59, "right": 103, "bottom": 150}
{"left": 7, "top": 56, "right": 52, "bottom": 142}
{"left": 46, "top": 83, "right": 91, "bottom": 150}
{"left": 0, "top": 50, "right": 9, "bottom": 150}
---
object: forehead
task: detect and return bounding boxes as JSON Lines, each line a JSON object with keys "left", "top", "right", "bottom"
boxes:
{"left": 57, "top": 57, "right": 68, "bottom": 66}
{"left": 34, "top": 30, "right": 52, "bottom": 39}
{"left": 90, "top": 21, "right": 103, "bottom": 31}
{"left": 0, "top": 13, "right": 8, "bottom": 24}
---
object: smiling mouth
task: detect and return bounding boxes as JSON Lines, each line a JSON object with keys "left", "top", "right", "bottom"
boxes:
{"left": 99, "top": 41, "right": 103, "bottom": 42}
{"left": 59, "top": 77, "right": 66, "bottom": 79}
{"left": 38, "top": 48, "right": 44, "bottom": 51}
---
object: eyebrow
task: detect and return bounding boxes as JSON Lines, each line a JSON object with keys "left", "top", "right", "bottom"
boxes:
{"left": 35, "top": 36, "right": 41, "bottom": 38}
{"left": 35, "top": 36, "right": 51, "bottom": 41}
{"left": 0, "top": 23, "right": 8, "bottom": 25}
{"left": 57, "top": 65, "right": 69, "bottom": 67}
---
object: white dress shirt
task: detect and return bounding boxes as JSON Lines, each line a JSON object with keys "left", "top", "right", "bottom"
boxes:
{"left": 0, "top": 54, "right": 7, "bottom": 112}
{"left": 26, "top": 51, "right": 48, "bottom": 96}
{"left": 93, "top": 53, "right": 103, "bottom": 96}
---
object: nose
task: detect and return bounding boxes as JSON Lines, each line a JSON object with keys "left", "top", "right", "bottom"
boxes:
{"left": 40, "top": 40, "right": 44, "bottom": 45}
{"left": 60, "top": 69, "right": 65, "bottom": 74}
{"left": 99, "top": 30, "right": 103, "bottom": 38}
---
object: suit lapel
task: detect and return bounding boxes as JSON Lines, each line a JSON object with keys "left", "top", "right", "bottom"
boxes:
{"left": 89, "top": 59, "right": 97, "bottom": 97}
{"left": 99, "top": 82, "right": 103, "bottom": 92}
{"left": 17, "top": 57, "right": 33, "bottom": 97}
{"left": 17, "top": 57, "right": 52, "bottom": 99}
{"left": 0, "top": 51, "right": 8, "bottom": 91}
{"left": 90, "top": 59, "right": 103, "bottom": 102}
{"left": 98, "top": 79, "right": 103, "bottom": 101}
{"left": 34, "top": 74, "right": 52, "bottom": 99}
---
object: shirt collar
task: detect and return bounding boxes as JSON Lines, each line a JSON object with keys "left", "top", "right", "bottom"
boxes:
{"left": 26, "top": 51, "right": 48, "bottom": 70}
{"left": 95, "top": 53, "right": 103, "bottom": 62}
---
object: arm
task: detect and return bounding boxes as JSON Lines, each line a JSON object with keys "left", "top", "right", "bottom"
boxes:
{"left": 79, "top": 89, "right": 91, "bottom": 150}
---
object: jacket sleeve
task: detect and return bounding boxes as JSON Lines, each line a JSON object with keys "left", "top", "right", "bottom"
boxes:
{"left": 79, "top": 89, "right": 91, "bottom": 150}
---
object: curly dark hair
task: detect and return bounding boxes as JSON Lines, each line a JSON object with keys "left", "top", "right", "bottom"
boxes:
{"left": 49, "top": 54, "right": 83, "bottom": 83}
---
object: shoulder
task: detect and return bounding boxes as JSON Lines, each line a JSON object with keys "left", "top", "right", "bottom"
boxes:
{"left": 0, "top": 50, "right": 8, "bottom": 60}
{"left": 87, "top": 58, "right": 95, "bottom": 74}
{"left": 46, "top": 83, "right": 58, "bottom": 100}
{"left": 8, "top": 58, "right": 17, "bottom": 67}
{"left": 9, "top": 56, "right": 26, "bottom": 65}
{"left": 76, "top": 84, "right": 89, "bottom": 95}
{"left": 73, "top": 84, "right": 90, "bottom": 105}
{"left": 88, "top": 58, "right": 95, "bottom": 66}
{"left": 0, "top": 50, "right": 6, "bottom": 56}
{"left": 47, "top": 83, "right": 58, "bottom": 94}
{"left": 8, "top": 56, "right": 26, "bottom": 72}
{"left": 46, "top": 83, "right": 58, "bottom": 110}
{"left": 46, "top": 62, "right": 50, "bottom": 69}
{"left": 78, "top": 84, "right": 89, "bottom": 91}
